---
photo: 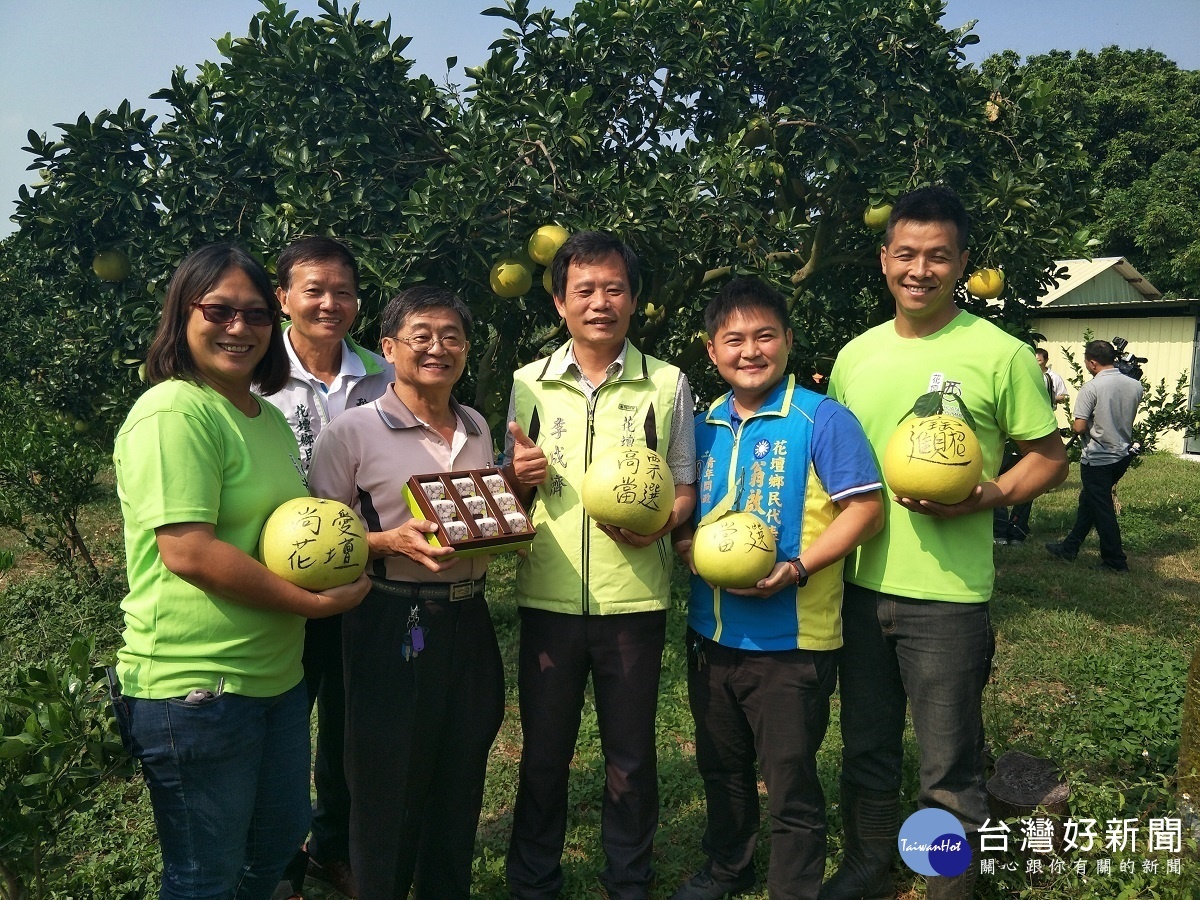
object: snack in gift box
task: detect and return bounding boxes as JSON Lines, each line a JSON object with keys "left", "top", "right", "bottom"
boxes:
{"left": 402, "top": 467, "right": 535, "bottom": 558}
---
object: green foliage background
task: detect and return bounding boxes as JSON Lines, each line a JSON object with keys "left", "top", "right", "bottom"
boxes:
{"left": 2, "top": 0, "right": 1096, "bottom": 443}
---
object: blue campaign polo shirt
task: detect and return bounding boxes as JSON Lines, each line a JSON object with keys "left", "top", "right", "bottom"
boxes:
{"left": 689, "top": 375, "right": 881, "bottom": 651}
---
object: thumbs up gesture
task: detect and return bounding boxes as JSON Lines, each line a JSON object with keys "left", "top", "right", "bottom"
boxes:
{"left": 509, "top": 421, "right": 548, "bottom": 487}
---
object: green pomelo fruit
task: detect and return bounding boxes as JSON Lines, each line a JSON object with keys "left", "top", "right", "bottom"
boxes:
{"left": 581, "top": 446, "right": 674, "bottom": 535}
{"left": 259, "top": 497, "right": 368, "bottom": 590}
{"left": 692, "top": 512, "right": 777, "bottom": 589}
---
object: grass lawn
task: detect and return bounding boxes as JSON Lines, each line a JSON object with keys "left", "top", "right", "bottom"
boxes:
{"left": 2, "top": 454, "right": 1199, "bottom": 898}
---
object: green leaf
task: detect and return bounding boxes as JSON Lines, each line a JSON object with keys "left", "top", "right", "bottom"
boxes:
{"left": 697, "top": 469, "right": 744, "bottom": 530}
{"left": 911, "top": 391, "right": 944, "bottom": 418}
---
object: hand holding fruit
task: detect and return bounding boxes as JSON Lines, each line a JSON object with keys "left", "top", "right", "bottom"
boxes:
{"left": 672, "top": 538, "right": 696, "bottom": 574}
{"left": 893, "top": 480, "right": 1001, "bottom": 519}
{"left": 725, "top": 560, "right": 797, "bottom": 598}
{"left": 311, "top": 572, "right": 372, "bottom": 617}
{"left": 508, "top": 421, "right": 547, "bottom": 486}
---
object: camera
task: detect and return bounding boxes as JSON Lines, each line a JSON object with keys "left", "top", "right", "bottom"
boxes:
{"left": 1111, "top": 336, "right": 1147, "bottom": 381}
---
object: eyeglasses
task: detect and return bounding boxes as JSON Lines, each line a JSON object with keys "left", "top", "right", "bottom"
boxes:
{"left": 394, "top": 333, "right": 467, "bottom": 353}
{"left": 191, "top": 302, "right": 277, "bottom": 328}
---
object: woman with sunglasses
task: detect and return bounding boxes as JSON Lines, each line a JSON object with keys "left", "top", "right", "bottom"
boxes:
{"left": 110, "top": 243, "right": 370, "bottom": 900}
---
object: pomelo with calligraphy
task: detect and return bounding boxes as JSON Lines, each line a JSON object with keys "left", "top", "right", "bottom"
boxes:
{"left": 882, "top": 414, "right": 982, "bottom": 505}
{"left": 581, "top": 446, "right": 674, "bottom": 535}
{"left": 692, "top": 511, "right": 777, "bottom": 589}
{"left": 259, "top": 497, "right": 368, "bottom": 590}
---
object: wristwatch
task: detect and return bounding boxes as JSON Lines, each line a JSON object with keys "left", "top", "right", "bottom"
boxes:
{"left": 786, "top": 557, "right": 809, "bottom": 588}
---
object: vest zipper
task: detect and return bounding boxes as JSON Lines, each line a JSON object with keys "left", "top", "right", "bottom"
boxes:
{"left": 580, "top": 398, "right": 597, "bottom": 614}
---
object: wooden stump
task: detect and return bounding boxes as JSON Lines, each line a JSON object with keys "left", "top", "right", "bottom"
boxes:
{"left": 986, "top": 750, "right": 1071, "bottom": 853}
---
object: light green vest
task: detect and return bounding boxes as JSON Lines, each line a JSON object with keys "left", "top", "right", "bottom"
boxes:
{"left": 513, "top": 341, "right": 679, "bottom": 615}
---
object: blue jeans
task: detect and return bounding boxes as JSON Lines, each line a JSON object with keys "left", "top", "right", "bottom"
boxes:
{"left": 112, "top": 681, "right": 312, "bottom": 900}
{"left": 838, "top": 585, "right": 994, "bottom": 831}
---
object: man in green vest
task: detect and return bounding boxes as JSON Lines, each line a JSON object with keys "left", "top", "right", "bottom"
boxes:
{"left": 503, "top": 231, "right": 698, "bottom": 900}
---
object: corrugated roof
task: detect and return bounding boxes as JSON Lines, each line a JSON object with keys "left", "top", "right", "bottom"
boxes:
{"left": 1037, "top": 257, "right": 1162, "bottom": 308}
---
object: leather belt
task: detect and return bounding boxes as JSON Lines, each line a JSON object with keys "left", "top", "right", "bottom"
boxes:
{"left": 368, "top": 575, "right": 486, "bottom": 602}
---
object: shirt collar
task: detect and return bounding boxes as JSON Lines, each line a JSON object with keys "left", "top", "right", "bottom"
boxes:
{"left": 375, "top": 385, "right": 483, "bottom": 435}
{"left": 549, "top": 339, "right": 629, "bottom": 383}
{"left": 284, "top": 325, "right": 365, "bottom": 381}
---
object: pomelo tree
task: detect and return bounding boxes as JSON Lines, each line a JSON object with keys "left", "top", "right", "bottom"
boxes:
{"left": 8, "top": 0, "right": 1095, "bottom": 436}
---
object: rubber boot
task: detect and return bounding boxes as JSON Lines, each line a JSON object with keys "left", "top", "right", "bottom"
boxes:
{"left": 818, "top": 779, "right": 899, "bottom": 900}
{"left": 924, "top": 831, "right": 980, "bottom": 900}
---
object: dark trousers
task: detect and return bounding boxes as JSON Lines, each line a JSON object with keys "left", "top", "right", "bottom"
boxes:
{"left": 304, "top": 613, "right": 352, "bottom": 864}
{"left": 343, "top": 589, "right": 504, "bottom": 900}
{"left": 686, "top": 629, "right": 837, "bottom": 900}
{"left": 1061, "top": 457, "right": 1132, "bottom": 568}
{"left": 839, "top": 586, "right": 994, "bottom": 831}
{"left": 992, "top": 446, "right": 1032, "bottom": 542}
{"left": 507, "top": 608, "right": 667, "bottom": 900}
{"left": 282, "top": 615, "right": 353, "bottom": 891}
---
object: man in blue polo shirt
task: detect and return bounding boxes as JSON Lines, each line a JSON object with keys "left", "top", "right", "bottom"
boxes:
{"left": 670, "top": 277, "right": 884, "bottom": 900}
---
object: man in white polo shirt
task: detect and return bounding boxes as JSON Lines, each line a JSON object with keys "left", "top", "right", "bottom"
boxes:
{"left": 266, "top": 236, "right": 392, "bottom": 899}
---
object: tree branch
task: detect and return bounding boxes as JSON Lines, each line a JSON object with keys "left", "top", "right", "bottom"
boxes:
{"left": 628, "top": 70, "right": 670, "bottom": 152}
{"left": 776, "top": 119, "right": 866, "bottom": 155}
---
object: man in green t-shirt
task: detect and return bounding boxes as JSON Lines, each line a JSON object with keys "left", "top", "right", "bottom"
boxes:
{"left": 824, "top": 186, "right": 1067, "bottom": 899}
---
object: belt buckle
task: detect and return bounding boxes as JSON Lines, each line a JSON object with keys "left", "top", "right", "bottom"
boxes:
{"left": 449, "top": 581, "right": 473, "bottom": 601}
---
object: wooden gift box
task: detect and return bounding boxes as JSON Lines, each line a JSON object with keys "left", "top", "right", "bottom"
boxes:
{"left": 402, "top": 467, "right": 535, "bottom": 559}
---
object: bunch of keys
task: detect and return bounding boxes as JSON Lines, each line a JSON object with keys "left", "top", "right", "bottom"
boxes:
{"left": 691, "top": 633, "right": 707, "bottom": 671}
{"left": 402, "top": 604, "right": 427, "bottom": 662}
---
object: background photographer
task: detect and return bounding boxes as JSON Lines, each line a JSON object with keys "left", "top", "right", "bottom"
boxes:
{"left": 1045, "top": 339, "right": 1144, "bottom": 572}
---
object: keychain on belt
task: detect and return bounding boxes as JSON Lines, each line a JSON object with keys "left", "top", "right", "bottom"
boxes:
{"left": 402, "top": 604, "right": 427, "bottom": 661}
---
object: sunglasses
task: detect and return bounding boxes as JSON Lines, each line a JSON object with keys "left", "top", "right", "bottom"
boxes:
{"left": 191, "top": 302, "right": 278, "bottom": 328}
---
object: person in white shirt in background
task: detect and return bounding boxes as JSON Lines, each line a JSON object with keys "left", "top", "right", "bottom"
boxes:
{"left": 265, "top": 236, "right": 392, "bottom": 900}
{"left": 1036, "top": 348, "right": 1068, "bottom": 409}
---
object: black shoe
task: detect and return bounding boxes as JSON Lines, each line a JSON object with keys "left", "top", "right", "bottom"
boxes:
{"left": 1044, "top": 541, "right": 1076, "bottom": 562}
{"left": 669, "top": 865, "right": 756, "bottom": 900}
{"left": 1094, "top": 562, "right": 1129, "bottom": 573}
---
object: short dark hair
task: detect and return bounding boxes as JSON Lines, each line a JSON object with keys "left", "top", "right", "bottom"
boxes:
{"left": 276, "top": 236, "right": 359, "bottom": 292}
{"left": 144, "top": 244, "right": 289, "bottom": 395}
{"left": 550, "top": 230, "right": 641, "bottom": 299}
{"left": 1084, "top": 339, "right": 1116, "bottom": 366}
{"left": 1035, "top": 347, "right": 1049, "bottom": 362}
{"left": 704, "top": 276, "right": 791, "bottom": 337}
{"left": 380, "top": 285, "right": 473, "bottom": 340}
{"left": 884, "top": 185, "right": 970, "bottom": 253}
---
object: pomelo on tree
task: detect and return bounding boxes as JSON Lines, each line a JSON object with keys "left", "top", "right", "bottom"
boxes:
{"left": 692, "top": 512, "right": 777, "bottom": 589}
{"left": 259, "top": 497, "right": 368, "bottom": 590}
{"left": 863, "top": 203, "right": 892, "bottom": 232}
{"left": 490, "top": 257, "right": 533, "bottom": 297}
{"left": 581, "top": 446, "right": 674, "bottom": 535}
{"left": 966, "top": 268, "right": 1005, "bottom": 299}
{"left": 542, "top": 267, "right": 555, "bottom": 295}
{"left": 527, "top": 224, "right": 570, "bottom": 267}
{"left": 882, "top": 413, "right": 982, "bottom": 505}
{"left": 92, "top": 249, "right": 131, "bottom": 282}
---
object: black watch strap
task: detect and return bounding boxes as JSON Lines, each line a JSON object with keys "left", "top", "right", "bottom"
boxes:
{"left": 788, "top": 557, "right": 809, "bottom": 588}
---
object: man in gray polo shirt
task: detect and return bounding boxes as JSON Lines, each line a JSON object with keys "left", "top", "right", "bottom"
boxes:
{"left": 308, "top": 286, "right": 503, "bottom": 899}
{"left": 1046, "top": 339, "right": 1143, "bottom": 572}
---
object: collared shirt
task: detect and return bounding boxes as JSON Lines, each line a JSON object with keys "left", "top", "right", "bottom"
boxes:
{"left": 262, "top": 327, "right": 393, "bottom": 472}
{"left": 283, "top": 330, "right": 367, "bottom": 419}
{"left": 1045, "top": 369, "right": 1067, "bottom": 407}
{"left": 308, "top": 385, "right": 493, "bottom": 583}
{"left": 505, "top": 341, "right": 697, "bottom": 484}
{"left": 1076, "top": 367, "right": 1143, "bottom": 465}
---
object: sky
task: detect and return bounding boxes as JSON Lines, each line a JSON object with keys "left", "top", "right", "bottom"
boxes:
{"left": 2, "top": 0, "right": 1199, "bottom": 239}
